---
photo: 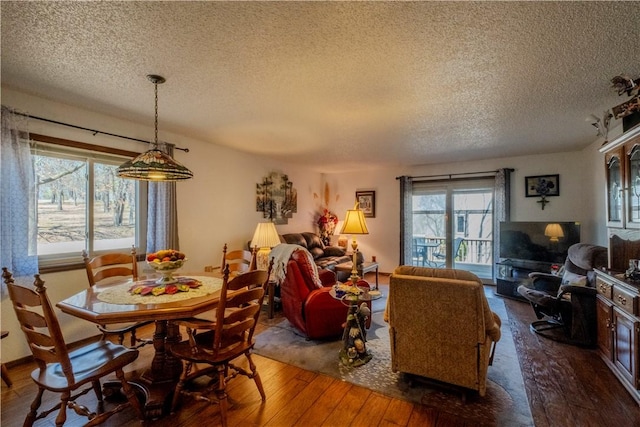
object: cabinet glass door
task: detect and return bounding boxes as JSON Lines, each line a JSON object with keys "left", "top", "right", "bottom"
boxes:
{"left": 628, "top": 146, "right": 640, "bottom": 227}
{"left": 607, "top": 155, "right": 623, "bottom": 225}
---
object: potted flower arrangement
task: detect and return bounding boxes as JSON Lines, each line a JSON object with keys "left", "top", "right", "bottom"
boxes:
{"left": 317, "top": 208, "right": 338, "bottom": 246}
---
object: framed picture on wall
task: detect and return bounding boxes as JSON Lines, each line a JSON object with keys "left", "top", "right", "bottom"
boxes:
{"left": 525, "top": 174, "right": 560, "bottom": 197}
{"left": 356, "top": 191, "right": 376, "bottom": 217}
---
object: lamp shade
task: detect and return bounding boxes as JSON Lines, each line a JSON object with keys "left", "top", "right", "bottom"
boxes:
{"left": 250, "top": 222, "right": 281, "bottom": 249}
{"left": 117, "top": 148, "right": 194, "bottom": 181}
{"left": 340, "top": 204, "right": 369, "bottom": 235}
{"left": 544, "top": 223, "right": 564, "bottom": 242}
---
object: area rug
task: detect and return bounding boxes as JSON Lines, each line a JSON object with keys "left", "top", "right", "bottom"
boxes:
{"left": 254, "top": 296, "right": 533, "bottom": 426}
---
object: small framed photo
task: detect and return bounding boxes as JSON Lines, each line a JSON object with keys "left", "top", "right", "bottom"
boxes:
{"left": 356, "top": 191, "right": 376, "bottom": 217}
{"left": 525, "top": 174, "right": 560, "bottom": 197}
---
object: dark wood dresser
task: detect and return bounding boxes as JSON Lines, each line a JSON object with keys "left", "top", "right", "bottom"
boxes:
{"left": 595, "top": 269, "right": 640, "bottom": 405}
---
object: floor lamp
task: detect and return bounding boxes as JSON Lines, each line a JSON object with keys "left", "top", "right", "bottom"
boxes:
{"left": 340, "top": 203, "right": 369, "bottom": 285}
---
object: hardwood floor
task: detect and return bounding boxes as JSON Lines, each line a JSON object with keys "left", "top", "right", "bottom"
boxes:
{"left": 2, "top": 272, "right": 639, "bottom": 426}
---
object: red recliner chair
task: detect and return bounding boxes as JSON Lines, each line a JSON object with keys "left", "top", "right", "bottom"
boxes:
{"left": 281, "top": 249, "right": 370, "bottom": 340}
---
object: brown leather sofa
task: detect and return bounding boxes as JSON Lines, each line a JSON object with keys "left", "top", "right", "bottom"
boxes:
{"left": 280, "top": 232, "right": 362, "bottom": 270}
{"left": 385, "top": 266, "right": 501, "bottom": 397}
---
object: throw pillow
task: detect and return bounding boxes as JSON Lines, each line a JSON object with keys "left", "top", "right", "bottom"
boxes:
{"left": 302, "top": 232, "right": 325, "bottom": 250}
{"left": 309, "top": 247, "right": 325, "bottom": 260}
{"left": 323, "top": 246, "right": 346, "bottom": 257}
{"left": 562, "top": 271, "right": 587, "bottom": 287}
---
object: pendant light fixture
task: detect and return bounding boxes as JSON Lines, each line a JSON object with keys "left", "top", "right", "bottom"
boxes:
{"left": 117, "top": 74, "right": 193, "bottom": 181}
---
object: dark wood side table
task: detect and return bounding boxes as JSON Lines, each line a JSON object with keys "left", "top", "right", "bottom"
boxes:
{"left": 334, "top": 261, "right": 379, "bottom": 290}
{"left": 266, "top": 279, "right": 278, "bottom": 319}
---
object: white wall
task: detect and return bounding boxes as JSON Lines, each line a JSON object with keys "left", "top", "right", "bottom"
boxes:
{"left": 1, "top": 87, "right": 323, "bottom": 362}
{"left": 322, "top": 142, "right": 608, "bottom": 276}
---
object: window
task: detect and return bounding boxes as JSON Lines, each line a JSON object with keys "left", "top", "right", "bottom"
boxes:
{"left": 409, "top": 178, "right": 495, "bottom": 279}
{"left": 32, "top": 139, "right": 147, "bottom": 268}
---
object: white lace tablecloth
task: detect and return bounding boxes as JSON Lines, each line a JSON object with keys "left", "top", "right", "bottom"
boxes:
{"left": 96, "top": 276, "right": 223, "bottom": 305}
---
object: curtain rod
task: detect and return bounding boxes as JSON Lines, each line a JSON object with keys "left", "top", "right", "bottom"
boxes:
{"left": 396, "top": 168, "right": 514, "bottom": 180}
{"left": 12, "top": 111, "right": 189, "bottom": 152}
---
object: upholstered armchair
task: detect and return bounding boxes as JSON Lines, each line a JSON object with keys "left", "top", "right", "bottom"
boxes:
{"left": 517, "top": 243, "right": 608, "bottom": 346}
{"left": 280, "top": 249, "right": 370, "bottom": 340}
{"left": 385, "top": 266, "right": 501, "bottom": 397}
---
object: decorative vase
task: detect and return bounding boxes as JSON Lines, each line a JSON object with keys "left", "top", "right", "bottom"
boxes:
{"left": 147, "top": 259, "right": 186, "bottom": 285}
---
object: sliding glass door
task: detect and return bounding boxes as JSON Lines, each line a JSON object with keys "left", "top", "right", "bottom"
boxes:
{"left": 410, "top": 178, "right": 495, "bottom": 279}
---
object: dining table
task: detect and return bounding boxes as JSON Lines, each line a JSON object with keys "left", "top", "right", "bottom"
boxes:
{"left": 56, "top": 272, "right": 225, "bottom": 420}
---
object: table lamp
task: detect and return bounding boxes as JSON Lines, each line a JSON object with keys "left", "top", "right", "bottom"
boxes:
{"left": 334, "top": 220, "right": 349, "bottom": 249}
{"left": 250, "top": 222, "right": 281, "bottom": 270}
{"left": 544, "top": 223, "right": 564, "bottom": 242}
{"left": 340, "top": 202, "right": 369, "bottom": 285}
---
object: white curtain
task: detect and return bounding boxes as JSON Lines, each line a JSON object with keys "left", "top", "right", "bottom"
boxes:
{"left": 146, "top": 142, "right": 180, "bottom": 253}
{"left": 0, "top": 106, "right": 38, "bottom": 295}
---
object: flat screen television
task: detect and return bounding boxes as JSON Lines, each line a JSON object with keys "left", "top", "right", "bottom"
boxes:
{"left": 499, "top": 221, "right": 581, "bottom": 265}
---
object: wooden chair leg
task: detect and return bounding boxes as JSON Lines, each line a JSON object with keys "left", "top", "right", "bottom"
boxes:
{"left": 24, "top": 387, "right": 44, "bottom": 427}
{"left": 91, "top": 380, "right": 105, "bottom": 413}
{"left": 246, "top": 353, "right": 265, "bottom": 400}
{"left": 116, "top": 368, "right": 144, "bottom": 422}
{"left": 216, "top": 366, "right": 229, "bottom": 427}
{"left": 1, "top": 362, "right": 12, "bottom": 387}
{"left": 171, "top": 361, "right": 192, "bottom": 414}
{"left": 55, "top": 390, "right": 70, "bottom": 426}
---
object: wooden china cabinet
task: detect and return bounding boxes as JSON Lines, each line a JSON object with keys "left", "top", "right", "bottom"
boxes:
{"left": 597, "top": 124, "right": 640, "bottom": 405}
{"left": 601, "top": 124, "right": 640, "bottom": 269}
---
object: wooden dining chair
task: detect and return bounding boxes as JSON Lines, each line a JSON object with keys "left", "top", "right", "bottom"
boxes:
{"left": 223, "top": 243, "right": 256, "bottom": 276}
{"left": 169, "top": 260, "right": 273, "bottom": 427}
{"left": 82, "top": 247, "right": 152, "bottom": 348}
{"left": 1, "top": 330, "right": 12, "bottom": 387}
{"left": 2, "top": 267, "right": 144, "bottom": 427}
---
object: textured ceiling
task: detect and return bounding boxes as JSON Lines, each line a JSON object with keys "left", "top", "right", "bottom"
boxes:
{"left": 2, "top": 1, "right": 639, "bottom": 173}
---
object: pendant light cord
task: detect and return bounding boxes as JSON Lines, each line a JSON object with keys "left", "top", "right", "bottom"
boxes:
{"left": 154, "top": 80, "right": 159, "bottom": 148}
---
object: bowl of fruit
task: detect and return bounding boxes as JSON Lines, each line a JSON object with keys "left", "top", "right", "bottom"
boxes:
{"left": 146, "top": 249, "right": 187, "bottom": 285}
